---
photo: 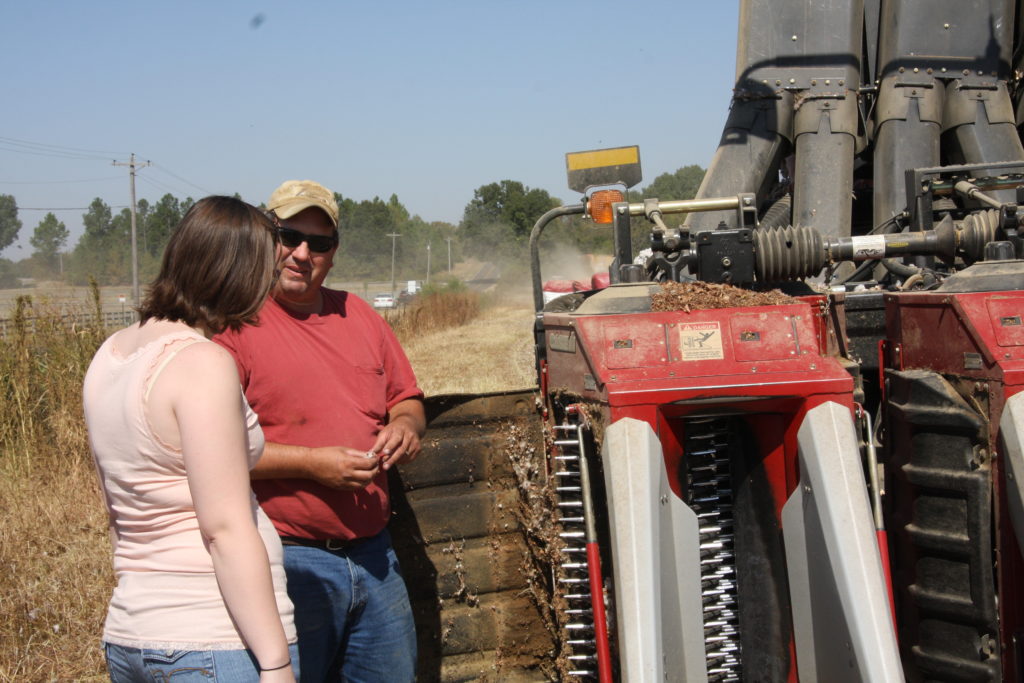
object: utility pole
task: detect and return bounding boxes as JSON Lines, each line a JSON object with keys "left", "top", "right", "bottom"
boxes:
{"left": 426, "top": 242, "right": 431, "bottom": 285}
{"left": 386, "top": 232, "right": 401, "bottom": 298}
{"left": 112, "top": 153, "right": 150, "bottom": 310}
{"left": 445, "top": 237, "right": 452, "bottom": 272}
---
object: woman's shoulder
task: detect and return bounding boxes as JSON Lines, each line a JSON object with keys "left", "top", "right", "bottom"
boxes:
{"left": 105, "top": 320, "right": 204, "bottom": 361}
{"left": 169, "top": 337, "right": 235, "bottom": 373}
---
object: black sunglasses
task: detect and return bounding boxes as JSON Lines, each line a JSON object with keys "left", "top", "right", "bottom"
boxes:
{"left": 276, "top": 226, "right": 338, "bottom": 253}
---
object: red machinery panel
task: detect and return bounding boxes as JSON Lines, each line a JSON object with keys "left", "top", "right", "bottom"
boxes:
{"left": 884, "top": 289, "right": 1024, "bottom": 681}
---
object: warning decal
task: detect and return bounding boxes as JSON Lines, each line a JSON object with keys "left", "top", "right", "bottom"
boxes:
{"left": 679, "top": 322, "right": 724, "bottom": 361}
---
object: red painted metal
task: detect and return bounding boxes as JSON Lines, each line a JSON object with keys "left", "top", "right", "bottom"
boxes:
{"left": 586, "top": 542, "right": 614, "bottom": 683}
{"left": 884, "top": 289, "right": 1024, "bottom": 680}
{"left": 543, "top": 293, "right": 859, "bottom": 679}
{"left": 877, "top": 529, "right": 896, "bottom": 631}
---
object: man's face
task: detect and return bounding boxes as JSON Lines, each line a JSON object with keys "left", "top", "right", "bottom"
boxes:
{"left": 272, "top": 207, "right": 337, "bottom": 310}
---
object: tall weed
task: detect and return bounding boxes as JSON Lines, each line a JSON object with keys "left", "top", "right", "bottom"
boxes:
{"left": 0, "top": 281, "right": 112, "bottom": 681}
{"left": 386, "top": 288, "right": 481, "bottom": 342}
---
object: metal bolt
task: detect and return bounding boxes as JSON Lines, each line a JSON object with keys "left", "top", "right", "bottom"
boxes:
{"left": 789, "top": 78, "right": 796, "bottom": 84}
{"left": 792, "top": 35, "right": 798, "bottom": 41}
{"left": 899, "top": 67, "right": 905, "bottom": 73}
{"left": 660, "top": 495, "right": 668, "bottom": 505}
{"left": 775, "top": 80, "right": 782, "bottom": 86}
{"left": 811, "top": 79, "right": 817, "bottom": 86}
{"left": 963, "top": 69, "right": 970, "bottom": 75}
{"left": 825, "top": 79, "right": 831, "bottom": 85}
{"left": 927, "top": 68, "right": 933, "bottom": 74}
{"left": 941, "top": 67, "right": 947, "bottom": 73}
{"left": 839, "top": 79, "right": 844, "bottom": 86}
{"left": 721, "top": 257, "right": 732, "bottom": 267}
{"left": 913, "top": 67, "right": 919, "bottom": 73}
{"left": 944, "top": 22, "right": 950, "bottom": 29}
{"left": 617, "top": 205, "right": 626, "bottom": 214}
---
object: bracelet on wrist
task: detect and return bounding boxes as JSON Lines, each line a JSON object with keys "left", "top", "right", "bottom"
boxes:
{"left": 260, "top": 659, "right": 291, "bottom": 672}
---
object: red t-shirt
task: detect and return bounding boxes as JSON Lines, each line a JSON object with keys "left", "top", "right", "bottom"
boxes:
{"left": 214, "top": 289, "right": 423, "bottom": 540}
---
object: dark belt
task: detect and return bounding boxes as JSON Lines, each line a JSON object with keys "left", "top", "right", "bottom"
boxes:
{"left": 279, "top": 536, "right": 366, "bottom": 552}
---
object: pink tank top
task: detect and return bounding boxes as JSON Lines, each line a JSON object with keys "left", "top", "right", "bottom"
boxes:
{"left": 83, "top": 328, "right": 295, "bottom": 649}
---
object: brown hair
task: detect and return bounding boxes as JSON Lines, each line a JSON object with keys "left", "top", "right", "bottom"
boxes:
{"left": 139, "top": 196, "right": 278, "bottom": 334}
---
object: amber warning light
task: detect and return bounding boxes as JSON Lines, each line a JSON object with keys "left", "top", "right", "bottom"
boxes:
{"left": 588, "top": 190, "right": 624, "bottom": 224}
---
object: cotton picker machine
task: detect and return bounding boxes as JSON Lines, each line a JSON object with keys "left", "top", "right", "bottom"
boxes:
{"left": 521, "top": 0, "right": 1024, "bottom": 680}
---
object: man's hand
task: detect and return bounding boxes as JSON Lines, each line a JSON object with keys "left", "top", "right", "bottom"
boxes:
{"left": 305, "top": 446, "right": 381, "bottom": 490}
{"left": 372, "top": 399, "right": 426, "bottom": 471}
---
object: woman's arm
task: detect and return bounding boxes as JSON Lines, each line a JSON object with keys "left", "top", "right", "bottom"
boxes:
{"left": 169, "top": 343, "right": 293, "bottom": 678}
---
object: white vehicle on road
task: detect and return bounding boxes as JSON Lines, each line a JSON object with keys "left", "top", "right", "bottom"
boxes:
{"left": 372, "top": 293, "right": 396, "bottom": 309}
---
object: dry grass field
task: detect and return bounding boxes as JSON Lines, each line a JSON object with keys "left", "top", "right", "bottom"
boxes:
{"left": 0, "top": 285, "right": 538, "bottom": 682}
{"left": 400, "top": 297, "right": 536, "bottom": 395}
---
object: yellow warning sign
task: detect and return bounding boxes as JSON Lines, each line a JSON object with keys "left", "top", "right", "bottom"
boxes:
{"left": 679, "top": 322, "right": 724, "bottom": 361}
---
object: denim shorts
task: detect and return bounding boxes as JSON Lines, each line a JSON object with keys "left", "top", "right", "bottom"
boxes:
{"left": 104, "top": 641, "right": 299, "bottom": 682}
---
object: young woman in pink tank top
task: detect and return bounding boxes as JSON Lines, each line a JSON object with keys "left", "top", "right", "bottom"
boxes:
{"left": 84, "top": 196, "right": 297, "bottom": 682}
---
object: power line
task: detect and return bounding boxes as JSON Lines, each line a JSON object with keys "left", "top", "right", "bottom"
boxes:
{"left": 137, "top": 173, "right": 185, "bottom": 196}
{"left": 150, "top": 163, "right": 215, "bottom": 195}
{"left": 0, "top": 135, "right": 128, "bottom": 157}
{"left": 0, "top": 143, "right": 112, "bottom": 161}
{"left": 0, "top": 175, "right": 123, "bottom": 185}
{"left": 18, "top": 205, "right": 129, "bottom": 211}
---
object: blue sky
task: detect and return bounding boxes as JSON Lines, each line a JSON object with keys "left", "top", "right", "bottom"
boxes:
{"left": 2, "top": 1, "right": 739, "bottom": 259}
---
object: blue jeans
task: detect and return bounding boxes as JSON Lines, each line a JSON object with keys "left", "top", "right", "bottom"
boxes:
{"left": 284, "top": 528, "right": 416, "bottom": 683}
{"left": 105, "top": 642, "right": 299, "bottom": 681}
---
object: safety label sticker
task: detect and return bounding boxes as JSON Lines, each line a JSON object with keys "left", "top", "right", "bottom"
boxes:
{"left": 679, "top": 322, "right": 724, "bottom": 361}
{"left": 849, "top": 234, "right": 886, "bottom": 259}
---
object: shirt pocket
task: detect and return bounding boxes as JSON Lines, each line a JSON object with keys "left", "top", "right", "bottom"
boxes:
{"left": 352, "top": 364, "right": 387, "bottom": 420}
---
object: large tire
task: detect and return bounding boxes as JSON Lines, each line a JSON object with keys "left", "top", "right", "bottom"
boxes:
{"left": 388, "top": 390, "right": 556, "bottom": 682}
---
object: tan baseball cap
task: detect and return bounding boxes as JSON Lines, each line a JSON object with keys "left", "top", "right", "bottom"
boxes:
{"left": 267, "top": 180, "right": 339, "bottom": 227}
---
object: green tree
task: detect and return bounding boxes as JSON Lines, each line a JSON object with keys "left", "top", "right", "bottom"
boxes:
{"left": 0, "top": 194, "right": 23, "bottom": 251}
{"left": 386, "top": 193, "right": 409, "bottom": 226}
{"left": 639, "top": 165, "right": 705, "bottom": 202}
{"left": 460, "top": 180, "right": 559, "bottom": 258}
{"left": 335, "top": 196, "right": 399, "bottom": 278}
{"left": 0, "top": 257, "right": 17, "bottom": 288}
{"left": 29, "top": 213, "right": 69, "bottom": 271}
{"left": 69, "top": 198, "right": 125, "bottom": 285}
{"left": 144, "top": 194, "right": 186, "bottom": 258}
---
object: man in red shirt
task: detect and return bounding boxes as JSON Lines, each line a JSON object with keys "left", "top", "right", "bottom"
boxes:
{"left": 215, "top": 180, "right": 424, "bottom": 682}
